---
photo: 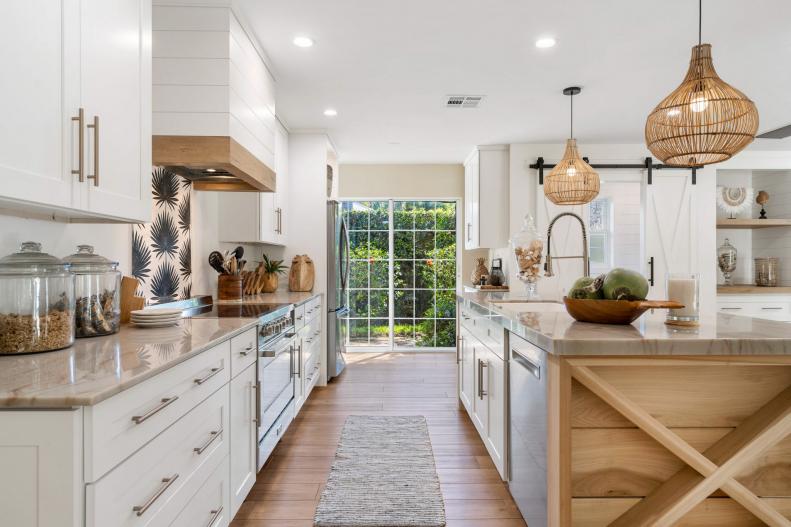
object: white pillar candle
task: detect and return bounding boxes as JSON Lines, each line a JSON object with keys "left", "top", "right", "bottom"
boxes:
{"left": 666, "top": 274, "right": 699, "bottom": 324}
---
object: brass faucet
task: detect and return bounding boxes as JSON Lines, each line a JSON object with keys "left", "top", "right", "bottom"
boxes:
{"left": 544, "top": 212, "right": 590, "bottom": 278}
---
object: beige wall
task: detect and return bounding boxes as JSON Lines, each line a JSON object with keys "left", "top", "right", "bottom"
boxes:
{"left": 339, "top": 164, "right": 488, "bottom": 287}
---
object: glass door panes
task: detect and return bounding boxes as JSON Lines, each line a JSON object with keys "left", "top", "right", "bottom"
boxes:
{"left": 343, "top": 201, "right": 390, "bottom": 347}
{"left": 342, "top": 199, "right": 458, "bottom": 350}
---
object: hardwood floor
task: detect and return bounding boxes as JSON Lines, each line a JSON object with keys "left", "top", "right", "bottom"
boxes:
{"left": 231, "top": 351, "right": 527, "bottom": 527}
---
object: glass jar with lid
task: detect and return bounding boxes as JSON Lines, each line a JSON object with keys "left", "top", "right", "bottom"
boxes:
{"left": 0, "top": 241, "right": 75, "bottom": 354}
{"left": 63, "top": 245, "right": 122, "bottom": 337}
{"left": 717, "top": 238, "right": 737, "bottom": 285}
{"left": 755, "top": 257, "right": 779, "bottom": 287}
{"left": 511, "top": 215, "right": 544, "bottom": 299}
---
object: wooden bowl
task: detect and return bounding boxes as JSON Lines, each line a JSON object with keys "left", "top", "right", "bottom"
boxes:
{"left": 563, "top": 297, "right": 685, "bottom": 325}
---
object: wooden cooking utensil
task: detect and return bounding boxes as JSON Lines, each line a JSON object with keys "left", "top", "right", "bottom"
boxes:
{"left": 563, "top": 298, "right": 685, "bottom": 325}
{"left": 121, "top": 276, "right": 141, "bottom": 324}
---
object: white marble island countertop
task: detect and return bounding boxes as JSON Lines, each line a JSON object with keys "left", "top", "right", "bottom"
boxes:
{"left": 0, "top": 317, "right": 258, "bottom": 408}
{"left": 459, "top": 291, "right": 791, "bottom": 356}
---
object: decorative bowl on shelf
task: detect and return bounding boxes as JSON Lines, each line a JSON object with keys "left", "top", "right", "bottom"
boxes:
{"left": 563, "top": 297, "right": 684, "bottom": 325}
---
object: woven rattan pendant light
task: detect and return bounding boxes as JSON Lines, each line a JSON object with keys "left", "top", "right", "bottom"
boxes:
{"left": 645, "top": 0, "right": 758, "bottom": 166}
{"left": 544, "top": 87, "right": 600, "bottom": 205}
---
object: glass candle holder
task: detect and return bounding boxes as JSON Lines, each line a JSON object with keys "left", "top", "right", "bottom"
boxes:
{"left": 665, "top": 273, "right": 699, "bottom": 326}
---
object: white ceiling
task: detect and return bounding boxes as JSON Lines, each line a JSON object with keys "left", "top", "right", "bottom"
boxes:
{"left": 236, "top": 0, "right": 791, "bottom": 163}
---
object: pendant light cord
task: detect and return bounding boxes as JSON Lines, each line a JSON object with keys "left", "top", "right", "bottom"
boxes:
{"left": 570, "top": 92, "right": 574, "bottom": 139}
{"left": 698, "top": 0, "right": 702, "bottom": 47}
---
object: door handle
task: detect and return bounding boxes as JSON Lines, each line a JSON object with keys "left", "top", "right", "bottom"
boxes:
{"left": 87, "top": 115, "right": 99, "bottom": 187}
{"left": 193, "top": 427, "right": 223, "bottom": 455}
{"left": 71, "top": 108, "right": 85, "bottom": 182}
{"left": 477, "top": 359, "right": 488, "bottom": 399}
{"left": 648, "top": 256, "right": 655, "bottom": 287}
{"left": 132, "top": 474, "right": 179, "bottom": 516}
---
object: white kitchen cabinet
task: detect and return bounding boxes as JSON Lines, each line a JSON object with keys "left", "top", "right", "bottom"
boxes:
{"left": 459, "top": 325, "right": 475, "bottom": 412}
{"left": 718, "top": 295, "right": 791, "bottom": 322}
{"left": 0, "top": 409, "right": 83, "bottom": 527}
{"left": 464, "top": 146, "right": 509, "bottom": 250}
{"left": 459, "top": 303, "right": 507, "bottom": 479}
{"left": 229, "top": 362, "right": 257, "bottom": 517}
{"left": 295, "top": 326, "right": 308, "bottom": 412}
{"left": 218, "top": 121, "right": 289, "bottom": 245}
{"left": 0, "top": 0, "right": 151, "bottom": 223}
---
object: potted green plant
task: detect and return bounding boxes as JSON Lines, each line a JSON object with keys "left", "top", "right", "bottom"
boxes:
{"left": 261, "top": 254, "right": 288, "bottom": 293}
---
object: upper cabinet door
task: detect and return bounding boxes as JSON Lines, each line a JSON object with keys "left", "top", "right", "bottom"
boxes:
{"left": 274, "top": 122, "right": 289, "bottom": 244}
{"left": 0, "top": 0, "right": 80, "bottom": 209}
{"left": 81, "top": 0, "right": 152, "bottom": 222}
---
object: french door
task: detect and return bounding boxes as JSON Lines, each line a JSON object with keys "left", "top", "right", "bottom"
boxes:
{"left": 342, "top": 199, "right": 460, "bottom": 351}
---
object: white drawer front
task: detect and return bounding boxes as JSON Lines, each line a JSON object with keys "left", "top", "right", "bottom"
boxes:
{"left": 294, "top": 303, "right": 306, "bottom": 329}
{"left": 230, "top": 327, "right": 257, "bottom": 377}
{"left": 258, "top": 400, "right": 294, "bottom": 469}
{"left": 304, "top": 296, "right": 322, "bottom": 322}
{"left": 171, "top": 454, "right": 230, "bottom": 527}
{"left": 85, "top": 341, "right": 231, "bottom": 481}
{"left": 87, "top": 385, "right": 229, "bottom": 527}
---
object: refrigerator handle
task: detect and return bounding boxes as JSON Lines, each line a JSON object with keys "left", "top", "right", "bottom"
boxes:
{"left": 340, "top": 217, "right": 351, "bottom": 292}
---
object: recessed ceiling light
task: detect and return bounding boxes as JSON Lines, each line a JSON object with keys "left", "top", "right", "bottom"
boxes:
{"left": 323, "top": 108, "right": 338, "bottom": 117}
{"left": 535, "top": 37, "right": 556, "bottom": 49}
{"left": 293, "top": 36, "right": 314, "bottom": 48}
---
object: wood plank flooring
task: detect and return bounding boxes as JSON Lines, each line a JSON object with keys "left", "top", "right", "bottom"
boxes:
{"left": 231, "top": 352, "right": 527, "bottom": 527}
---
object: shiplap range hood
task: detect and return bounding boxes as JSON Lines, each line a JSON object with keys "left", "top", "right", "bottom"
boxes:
{"left": 152, "top": 2, "right": 277, "bottom": 192}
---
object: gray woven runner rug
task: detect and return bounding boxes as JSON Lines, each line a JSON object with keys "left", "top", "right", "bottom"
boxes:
{"left": 314, "top": 415, "right": 446, "bottom": 527}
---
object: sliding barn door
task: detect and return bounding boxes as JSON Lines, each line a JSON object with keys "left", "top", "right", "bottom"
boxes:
{"left": 644, "top": 172, "right": 697, "bottom": 299}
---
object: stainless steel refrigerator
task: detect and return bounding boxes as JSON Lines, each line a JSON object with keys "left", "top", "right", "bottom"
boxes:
{"left": 326, "top": 200, "right": 350, "bottom": 380}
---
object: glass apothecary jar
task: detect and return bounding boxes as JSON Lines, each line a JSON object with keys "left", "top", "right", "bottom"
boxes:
{"left": 511, "top": 215, "right": 544, "bottom": 299}
{"left": 717, "top": 238, "right": 737, "bottom": 285}
{"left": 64, "top": 245, "right": 121, "bottom": 337}
{"left": 0, "top": 242, "right": 75, "bottom": 354}
{"left": 755, "top": 257, "right": 779, "bottom": 287}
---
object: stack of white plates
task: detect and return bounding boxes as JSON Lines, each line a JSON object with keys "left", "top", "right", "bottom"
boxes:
{"left": 130, "top": 308, "right": 183, "bottom": 328}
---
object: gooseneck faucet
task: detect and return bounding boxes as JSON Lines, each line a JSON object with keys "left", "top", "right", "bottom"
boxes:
{"left": 544, "top": 212, "right": 590, "bottom": 278}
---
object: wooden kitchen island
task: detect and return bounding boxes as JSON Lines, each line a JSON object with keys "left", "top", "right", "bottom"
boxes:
{"left": 459, "top": 292, "right": 791, "bottom": 527}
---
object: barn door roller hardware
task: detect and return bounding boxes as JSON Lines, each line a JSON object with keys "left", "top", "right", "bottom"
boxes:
{"left": 531, "top": 157, "right": 699, "bottom": 186}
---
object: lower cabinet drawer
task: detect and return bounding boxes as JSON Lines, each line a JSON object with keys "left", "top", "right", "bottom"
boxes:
{"left": 84, "top": 341, "right": 231, "bottom": 481}
{"left": 259, "top": 400, "right": 294, "bottom": 468}
{"left": 86, "top": 385, "right": 230, "bottom": 527}
{"left": 304, "top": 296, "right": 322, "bottom": 322}
{"left": 171, "top": 454, "right": 230, "bottom": 527}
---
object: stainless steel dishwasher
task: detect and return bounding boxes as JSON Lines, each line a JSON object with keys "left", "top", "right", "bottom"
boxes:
{"left": 508, "top": 332, "right": 548, "bottom": 527}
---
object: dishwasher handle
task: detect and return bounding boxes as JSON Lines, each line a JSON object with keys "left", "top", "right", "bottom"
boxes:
{"left": 512, "top": 348, "right": 541, "bottom": 380}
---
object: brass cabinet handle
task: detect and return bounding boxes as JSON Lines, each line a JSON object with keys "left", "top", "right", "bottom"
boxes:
{"left": 132, "top": 396, "right": 179, "bottom": 424}
{"left": 71, "top": 108, "right": 85, "bottom": 182}
{"left": 194, "top": 366, "right": 223, "bottom": 385}
{"left": 194, "top": 427, "right": 223, "bottom": 455}
{"left": 207, "top": 506, "right": 224, "bottom": 527}
{"left": 87, "top": 115, "right": 99, "bottom": 186}
{"left": 477, "top": 359, "right": 488, "bottom": 399}
{"left": 132, "top": 474, "right": 179, "bottom": 516}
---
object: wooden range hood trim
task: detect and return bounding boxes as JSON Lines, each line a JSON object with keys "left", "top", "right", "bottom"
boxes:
{"left": 153, "top": 135, "right": 276, "bottom": 192}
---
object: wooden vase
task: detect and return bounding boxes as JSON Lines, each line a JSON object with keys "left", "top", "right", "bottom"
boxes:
{"left": 218, "top": 274, "right": 243, "bottom": 300}
{"left": 261, "top": 273, "right": 278, "bottom": 293}
{"left": 289, "top": 255, "right": 315, "bottom": 292}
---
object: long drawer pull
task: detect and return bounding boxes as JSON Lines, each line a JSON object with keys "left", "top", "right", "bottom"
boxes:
{"left": 207, "top": 506, "right": 224, "bottom": 527}
{"left": 194, "top": 366, "right": 224, "bottom": 385}
{"left": 86, "top": 114, "right": 99, "bottom": 186}
{"left": 720, "top": 307, "right": 743, "bottom": 310}
{"left": 477, "top": 359, "right": 488, "bottom": 399}
{"left": 132, "top": 396, "right": 179, "bottom": 424}
{"left": 132, "top": 474, "right": 179, "bottom": 516}
{"left": 762, "top": 307, "right": 784, "bottom": 310}
{"left": 194, "top": 427, "right": 223, "bottom": 455}
{"left": 239, "top": 345, "right": 255, "bottom": 356}
{"left": 253, "top": 381, "right": 261, "bottom": 425}
{"left": 71, "top": 108, "right": 85, "bottom": 182}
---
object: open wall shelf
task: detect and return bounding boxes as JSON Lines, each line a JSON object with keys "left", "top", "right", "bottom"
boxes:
{"left": 716, "top": 219, "right": 791, "bottom": 229}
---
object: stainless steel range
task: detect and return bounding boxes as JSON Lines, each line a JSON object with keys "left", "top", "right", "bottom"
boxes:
{"left": 189, "top": 301, "right": 297, "bottom": 470}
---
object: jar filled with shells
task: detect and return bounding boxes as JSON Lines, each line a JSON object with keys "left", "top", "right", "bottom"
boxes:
{"left": 63, "top": 245, "right": 121, "bottom": 337}
{"left": 0, "top": 242, "right": 75, "bottom": 354}
{"left": 511, "top": 215, "right": 544, "bottom": 299}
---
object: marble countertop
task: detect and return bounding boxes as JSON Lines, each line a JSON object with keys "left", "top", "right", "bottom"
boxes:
{"left": 459, "top": 291, "right": 791, "bottom": 356}
{"left": 0, "top": 318, "right": 258, "bottom": 408}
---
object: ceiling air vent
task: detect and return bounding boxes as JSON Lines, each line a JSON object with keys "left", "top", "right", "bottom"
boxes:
{"left": 445, "top": 95, "right": 484, "bottom": 108}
